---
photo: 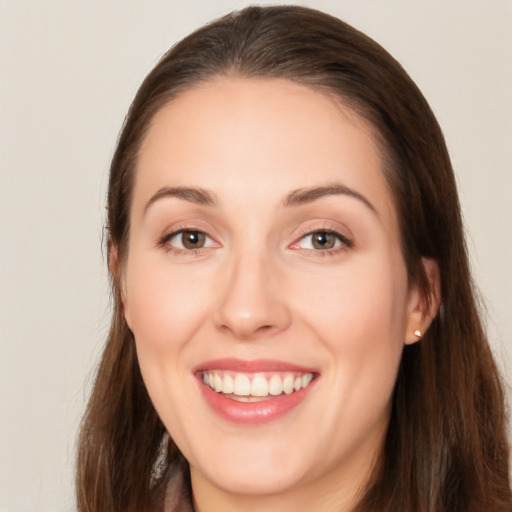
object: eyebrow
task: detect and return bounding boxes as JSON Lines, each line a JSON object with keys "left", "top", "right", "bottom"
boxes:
{"left": 144, "top": 186, "right": 218, "bottom": 213}
{"left": 143, "top": 183, "right": 377, "bottom": 216}
{"left": 283, "top": 183, "right": 378, "bottom": 215}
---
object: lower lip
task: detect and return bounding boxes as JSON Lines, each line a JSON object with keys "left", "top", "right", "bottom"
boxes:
{"left": 198, "top": 378, "right": 316, "bottom": 425}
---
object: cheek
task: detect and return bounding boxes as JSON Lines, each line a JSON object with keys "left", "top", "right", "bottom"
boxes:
{"left": 123, "top": 254, "right": 214, "bottom": 351}
{"left": 296, "top": 268, "right": 406, "bottom": 461}
{"left": 122, "top": 254, "right": 213, "bottom": 425}
{"left": 121, "top": 254, "right": 221, "bottom": 421}
{"left": 292, "top": 253, "right": 408, "bottom": 406}
{"left": 295, "top": 253, "right": 408, "bottom": 342}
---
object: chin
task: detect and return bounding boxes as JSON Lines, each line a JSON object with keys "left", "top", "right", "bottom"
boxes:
{"left": 193, "top": 460, "right": 308, "bottom": 496}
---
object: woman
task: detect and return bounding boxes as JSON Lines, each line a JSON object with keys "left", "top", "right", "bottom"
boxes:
{"left": 76, "top": 6, "right": 511, "bottom": 511}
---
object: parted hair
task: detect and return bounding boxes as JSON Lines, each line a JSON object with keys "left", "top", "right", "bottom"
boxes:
{"left": 76, "top": 6, "right": 511, "bottom": 511}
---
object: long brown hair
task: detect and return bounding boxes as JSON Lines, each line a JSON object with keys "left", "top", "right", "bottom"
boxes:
{"left": 76, "top": 6, "right": 511, "bottom": 511}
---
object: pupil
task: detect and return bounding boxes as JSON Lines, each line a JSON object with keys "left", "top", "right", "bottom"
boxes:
{"left": 313, "top": 232, "right": 334, "bottom": 250}
{"left": 182, "top": 231, "right": 205, "bottom": 249}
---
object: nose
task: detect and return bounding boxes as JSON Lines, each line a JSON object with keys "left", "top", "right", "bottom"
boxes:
{"left": 213, "top": 253, "right": 292, "bottom": 340}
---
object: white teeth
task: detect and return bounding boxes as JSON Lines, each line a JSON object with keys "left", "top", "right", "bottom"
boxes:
{"left": 251, "top": 375, "right": 269, "bottom": 397}
{"left": 214, "top": 373, "right": 223, "bottom": 392}
{"left": 283, "top": 374, "right": 294, "bottom": 394}
{"left": 234, "top": 374, "right": 251, "bottom": 396}
{"left": 223, "top": 374, "right": 234, "bottom": 394}
{"left": 203, "top": 370, "right": 315, "bottom": 397}
{"left": 302, "top": 373, "right": 313, "bottom": 387}
{"left": 268, "top": 375, "right": 283, "bottom": 396}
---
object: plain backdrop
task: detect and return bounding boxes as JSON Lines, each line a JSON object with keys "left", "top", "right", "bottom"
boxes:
{"left": 1, "top": 1, "right": 511, "bottom": 511}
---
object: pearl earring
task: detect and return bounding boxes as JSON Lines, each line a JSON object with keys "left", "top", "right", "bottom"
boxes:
{"left": 413, "top": 329, "right": 422, "bottom": 338}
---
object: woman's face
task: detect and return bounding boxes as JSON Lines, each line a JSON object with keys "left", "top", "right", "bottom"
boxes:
{"left": 122, "top": 78, "right": 424, "bottom": 501}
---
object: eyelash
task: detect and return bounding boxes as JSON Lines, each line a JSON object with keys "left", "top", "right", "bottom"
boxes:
{"left": 291, "top": 228, "right": 353, "bottom": 256}
{"left": 157, "top": 227, "right": 353, "bottom": 256}
{"left": 157, "top": 229, "right": 217, "bottom": 256}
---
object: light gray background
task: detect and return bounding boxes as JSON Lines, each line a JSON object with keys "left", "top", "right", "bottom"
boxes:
{"left": 1, "top": 1, "right": 511, "bottom": 511}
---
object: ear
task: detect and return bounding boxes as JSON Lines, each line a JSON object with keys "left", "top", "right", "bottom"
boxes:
{"left": 108, "top": 240, "right": 120, "bottom": 277}
{"left": 404, "top": 257, "right": 441, "bottom": 345}
{"left": 109, "top": 242, "right": 131, "bottom": 327}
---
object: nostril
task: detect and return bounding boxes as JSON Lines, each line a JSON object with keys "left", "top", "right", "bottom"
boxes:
{"left": 218, "top": 322, "right": 278, "bottom": 340}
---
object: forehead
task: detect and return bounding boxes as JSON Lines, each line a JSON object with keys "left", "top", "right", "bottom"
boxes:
{"left": 133, "top": 77, "right": 396, "bottom": 227}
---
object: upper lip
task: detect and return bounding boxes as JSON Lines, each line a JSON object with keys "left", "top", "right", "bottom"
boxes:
{"left": 193, "top": 358, "right": 318, "bottom": 374}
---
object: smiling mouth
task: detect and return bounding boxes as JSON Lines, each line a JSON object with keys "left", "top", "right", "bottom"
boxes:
{"left": 200, "top": 370, "right": 315, "bottom": 401}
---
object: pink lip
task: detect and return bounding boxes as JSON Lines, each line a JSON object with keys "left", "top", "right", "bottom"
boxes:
{"left": 194, "top": 358, "right": 317, "bottom": 373}
{"left": 195, "top": 358, "right": 318, "bottom": 425}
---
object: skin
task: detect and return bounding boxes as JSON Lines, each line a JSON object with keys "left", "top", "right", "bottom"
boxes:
{"left": 120, "top": 77, "right": 437, "bottom": 512}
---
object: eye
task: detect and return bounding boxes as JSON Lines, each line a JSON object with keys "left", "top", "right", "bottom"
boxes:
{"left": 294, "top": 230, "right": 351, "bottom": 251}
{"left": 162, "top": 230, "right": 215, "bottom": 250}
